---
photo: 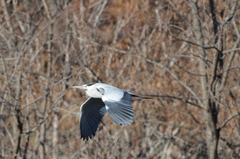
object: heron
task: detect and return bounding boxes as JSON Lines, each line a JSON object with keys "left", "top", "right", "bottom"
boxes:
{"left": 72, "top": 83, "right": 141, "bottom": 140}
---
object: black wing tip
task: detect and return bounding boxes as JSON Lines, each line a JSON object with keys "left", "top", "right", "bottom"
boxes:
{"left": 81, "top": 131, "right": 97, "bottom": 141}
{"left": 81, "top": 136, "right": 88, "bottom": 141}
{"left": 81, "top": 135, "right": 94, "bottom": 141}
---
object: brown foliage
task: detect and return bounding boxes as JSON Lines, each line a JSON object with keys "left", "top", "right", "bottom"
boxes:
{"left": 0, "top": 0, "right": 240, "bottom": 158}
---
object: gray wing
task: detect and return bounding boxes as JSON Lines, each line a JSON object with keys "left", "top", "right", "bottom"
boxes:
{"left": 103, "top": 92, "right": 134, "bottom": 126}
{"left": 80, "top": 98, "right": 106, "bottom": 140}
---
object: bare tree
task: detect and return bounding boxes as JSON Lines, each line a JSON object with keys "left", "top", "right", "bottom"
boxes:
{"left": 0, "top": 0, "right": 239, "bottom": 158}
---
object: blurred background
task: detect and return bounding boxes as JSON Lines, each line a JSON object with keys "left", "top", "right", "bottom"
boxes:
{"left": 0, "top": 0, "right": 240, "bottom": 158}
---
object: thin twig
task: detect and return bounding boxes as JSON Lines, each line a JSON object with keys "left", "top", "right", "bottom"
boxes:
{"left": 218, "top": 113, "right": 240, "bottom": 131}
{"left": 143, "top": 94, "right": 203, "bottom": 109}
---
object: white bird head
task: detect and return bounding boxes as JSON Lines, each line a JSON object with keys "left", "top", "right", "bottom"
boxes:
{"left": 72, "top": 84, "right": 102, "bottom": 98}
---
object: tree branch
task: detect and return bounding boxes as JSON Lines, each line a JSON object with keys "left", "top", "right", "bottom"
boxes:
{"left": 218, "top": 113, "right": 240, "bottom": 131}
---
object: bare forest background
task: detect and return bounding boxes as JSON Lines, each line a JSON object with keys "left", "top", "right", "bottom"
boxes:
{"left": 0, "top": 0, "right": 240, "bottom": 159}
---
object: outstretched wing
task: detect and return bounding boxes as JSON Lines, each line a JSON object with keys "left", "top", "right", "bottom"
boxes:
{"left": 102, "top": 91, "right": 134, "bottom": 126}
{"left": 80, "top": 98, "right": 106, "bottom": 140}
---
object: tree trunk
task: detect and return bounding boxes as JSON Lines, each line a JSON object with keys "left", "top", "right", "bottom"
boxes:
{"left": 190, "top": 1, "right": 218, "bottom": 158}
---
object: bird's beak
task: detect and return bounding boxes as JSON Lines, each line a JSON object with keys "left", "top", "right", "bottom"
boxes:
{"left": 72, "top": 86, "right": 85, "bottom": 89}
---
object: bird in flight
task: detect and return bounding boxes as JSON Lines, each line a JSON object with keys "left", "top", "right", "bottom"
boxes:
{"left": 72, "top": 83, "right": 140, "bottom": 140}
